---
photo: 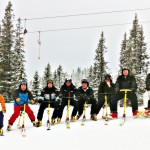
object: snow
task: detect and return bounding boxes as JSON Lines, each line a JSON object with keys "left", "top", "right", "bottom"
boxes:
{"left": 1, "top": 103, "right": 150, "bottom": 150}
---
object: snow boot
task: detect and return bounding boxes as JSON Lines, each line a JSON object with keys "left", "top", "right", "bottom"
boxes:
{"left": 7, "top": 124, "right": 12, "bottom": 131}
{"left": 36, "top": 121, "right": 42, "bottom": 127}
{"left": 108, "top": 112, "right": 118, "bottom": 119}
{"left": 76, "top": 114, "right": 81, "bottom": 120}
{"left": 0, "top": 129, "right": 3, "bottom": 136}
{"left": 51, "top": 119, "right": 55, "bottom": 125}
{"left": 32, "top": 121, "right": 37, "bottom": 127}
{"left": 70, "top": 116, "right": 76, "bottom": 122}
{"left": 133, "top": 110, "right": 140, "bottom": 118}
{"left": 91, "top": 114, "right": 97, "bottom": 121}
{"left": 57, "top": 118, "right": 61, "bottom": 124}
{"left": 143, "top": 109, "right": 150, "bottom": 118}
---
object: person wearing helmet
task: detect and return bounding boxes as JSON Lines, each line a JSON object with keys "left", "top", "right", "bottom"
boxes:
{"left": 58, "top": 78, "right": 78, "bottom": 122}
{"left": 36, "top": 79, "right": 61, "bottom": 126}
{"left": 143, "top": 73, "right": 150, "bottom": 117}
{"left": 76, "top": 79, "right": 97, "bottom": 121}
{"left": 96, "top": 74, "right": 115, "bottom": 116}
{"left": 109, "top": 68, "right": 139, "bottom": 119}
{"left": 7, "top": 81, "right": 36, "bottom": 131}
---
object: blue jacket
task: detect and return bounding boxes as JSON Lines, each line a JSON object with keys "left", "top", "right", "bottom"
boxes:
{"left": 13, "top": 89, "right": 33, "bottom": 106}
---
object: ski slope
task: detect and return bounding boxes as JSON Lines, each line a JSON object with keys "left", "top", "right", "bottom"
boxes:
{"left": 1, "top": 103, "right": 150, "bottom": 150}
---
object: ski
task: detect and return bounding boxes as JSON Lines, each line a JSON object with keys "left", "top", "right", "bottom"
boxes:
{"left": 104, "top": 117, "right": 109, "bottom": 125}
{"left": 21, "top": 125, "right": 26, "bottom": 137}
{"left": 120, "top": 114, "right": 126, "bottom": 126}
{"left": 81, "top": 116, "right": 86, "bottom": 126}
{"left": 47, "top": 120, "right": 51, "bottom": 130}
{"left": 66, "top": 118, "right": 70, "bottom": 129}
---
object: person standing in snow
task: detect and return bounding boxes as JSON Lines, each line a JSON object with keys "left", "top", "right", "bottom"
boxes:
{"left": 0, "top": 94, "right": 6, "bottom": 136}
{"left": 143, "top": 73, "right": 150, "bottom": 117}
{"left": 7, "top": 81, "right": 36, "bottom": 131}
{"left": 109, "top": 68, "right": 139, "bottom": 119}
{"left": 36, "top": 79, "right": 61, "bottom": 126}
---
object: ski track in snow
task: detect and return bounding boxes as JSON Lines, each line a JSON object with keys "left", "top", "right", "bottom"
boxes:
{"left": 1, "top": 103, "right": 150, "bottom": 150}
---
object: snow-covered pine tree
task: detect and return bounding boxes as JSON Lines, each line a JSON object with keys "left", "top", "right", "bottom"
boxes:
{"left": 57, "top": 65, "right": 64, "bottom": 88}
{"left": 92, "top": 31, "right": 108, "bottom": 92}
{"left": 87, "top": 65, "right": 94, "bottom": 88}
{"left": 0, "top": 1, "right": 15, "bottom": 100}
{"left": 31, "top": 71, "right": 40, "bottom": 99}
{"left": 12, "top": 18, "right": 26, "bottom": 89}
{"left": 53, "top": 70, "right": 58, "bottom": 87}
{"left": 120, "top": 33, "right": 128, "bottom": 70}
{"left": 42, "top": 63, "right": 52, "bottom": 87}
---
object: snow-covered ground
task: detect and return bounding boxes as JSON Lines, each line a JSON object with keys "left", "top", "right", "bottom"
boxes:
{"left": 1, "top": 103, "right": 150, "bottom": 150}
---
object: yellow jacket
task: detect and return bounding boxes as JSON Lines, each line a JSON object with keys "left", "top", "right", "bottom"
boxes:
{"left": 0, "top": 94, "right": 6, "bottom": 112}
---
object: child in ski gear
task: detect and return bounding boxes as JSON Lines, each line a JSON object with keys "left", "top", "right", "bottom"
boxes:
{"left": 58, "top": 78, "right": 78, "bottom": 122}
{"left": 143, "top": 73, "right": 150, "bottom": 117}
{"left": 0, "top": 94, "right": 6, "bottom": 136}
{"left": 96, "top": 74, "right": 115, "bottom": 116}
{"left": 36, "top": 79, "right": 61, "bottom": 126}
{"left": 7, "top": 81, "right": 36, "bottom": 131}
{"left": 76, "top": 79, "right": 97, "bottom": 121}
{"left": 110, "top": 68, "right": 139, "bottom": 119}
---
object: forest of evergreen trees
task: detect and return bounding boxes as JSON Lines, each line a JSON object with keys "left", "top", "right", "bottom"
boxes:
{"left": 0, "top": 2, "right": 149, "bottom": 103}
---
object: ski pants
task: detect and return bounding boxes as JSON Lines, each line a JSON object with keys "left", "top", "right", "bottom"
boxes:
{"left": 96, "top": 95, "right": 112, "bottom": 114}
{"left": 58, "top": 99, "right": 78, "bottom": 118}
{"left": 78, "top": 98, "right": 97, "bottom": 116}
{"left": 37, "top": 101, "right": 60, "bottom": 121}
{"left": 0, "top": 112, "right": 4, "bottom": 129}
{"left": 143, "top": 91, "right": 150, "bottom": 108}
{"left": 111, "top": 91, "right": 138, "bottom": 113}
{"left": 8, "top": 105, "right": 35, "bottom": 125}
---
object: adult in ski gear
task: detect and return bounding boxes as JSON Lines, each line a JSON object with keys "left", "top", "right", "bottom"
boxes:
{"left": 143, "top": 73, "right": 150, "bottom": 117}
{"left": 0, "top": 94, "right": 6, "bottom": 136}
{"left": 36, "top": 79, "right": 61, "bottom": 126}
{"left": 76, "top": 79, "right": 97, "bottom": 121}
{"left": 58, "top": 78, "right": 78, "bottom": 122}
{"left": 7, "top": 81, "right": 36, "bottom": 131}
{"left": 110, "top": 68, "right": 139, "bottom": 119}
{"left": 96, "top": 74, "right": 115, "bottom": 115}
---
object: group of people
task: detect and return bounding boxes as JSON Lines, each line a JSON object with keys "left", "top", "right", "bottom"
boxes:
{"left": 0, "top": 68, "right": 150, "bottom": 135}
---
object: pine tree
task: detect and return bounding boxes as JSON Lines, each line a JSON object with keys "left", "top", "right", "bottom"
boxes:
{"left": 57, "top": 65, "right": 64, "bottom": 88}
{"left": 42, "top": 63, "right": 52, "bottom": 87}
{"left": 12, "top": 18, "right": 26, "bottom": 89}
{"left": 53, "top": 70, "right": 58, "bottom": 87}
{"left": 31, "top": 71, "right": 40, "bottom": 99}
{"left": 87, "top": 65, "right": 94, "bottom": 88}
{"left": 0, "top": 1, "right": 15, "bottom": 100}
{"left": 93, "top": 31, "right": 108, "bottom": 90}
{"left": 120, "top": 33, "right": 128, "bottom": 69}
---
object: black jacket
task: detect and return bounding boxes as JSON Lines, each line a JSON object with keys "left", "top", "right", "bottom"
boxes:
{"left": 98, "top": 81, "right": 115, "bottom": 99}
{"left": 115, "top": 75, "right": 137, "bottom": 92}
{"left": 59, "top": 83, "right": 77, "bottom": 99}
{"left": 146, "top": 73, "right": 150, "bottom": 90}
{"left": 40, "top": 86, "right": 59, "bottom": 101}
{"left": 77, "top": 86, "right": 94, "bottom": 101}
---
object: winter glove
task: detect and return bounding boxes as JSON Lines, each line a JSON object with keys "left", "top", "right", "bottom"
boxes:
{"left": 2, "top": 110, "right": 6, "bottom": 113}
{"left": 16, "top": 98, "right": 21, "bottom": 102}
{"left": 29, "top": 99, "right": 36, "bottom": 104}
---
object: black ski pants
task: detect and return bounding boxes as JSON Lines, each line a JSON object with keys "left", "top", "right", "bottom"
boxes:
{"left": 78, "top": 99, "right": 97, "bottom": 116}
{"left": 37, "top": 101, "right": 60, "bottom": 121}
{"left": 96, "top": 95, "right": 112, "bottom": 114}
{"left": 58, "top": 99, "right": 78, "bottom": 118}
{"left": 111, "top": 92, "right": 138, "bottom": 113}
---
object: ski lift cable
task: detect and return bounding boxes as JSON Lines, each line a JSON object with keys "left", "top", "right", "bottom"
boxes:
{"left": 26, "top": 20, "right": 150, "bottom": 34}
{"left": 1, "top": 7, "right": 150, "bottom": 23}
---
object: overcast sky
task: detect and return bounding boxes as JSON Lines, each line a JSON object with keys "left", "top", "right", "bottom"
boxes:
{"left": 0, "top": 0, "right": 150, "bottom": 81}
